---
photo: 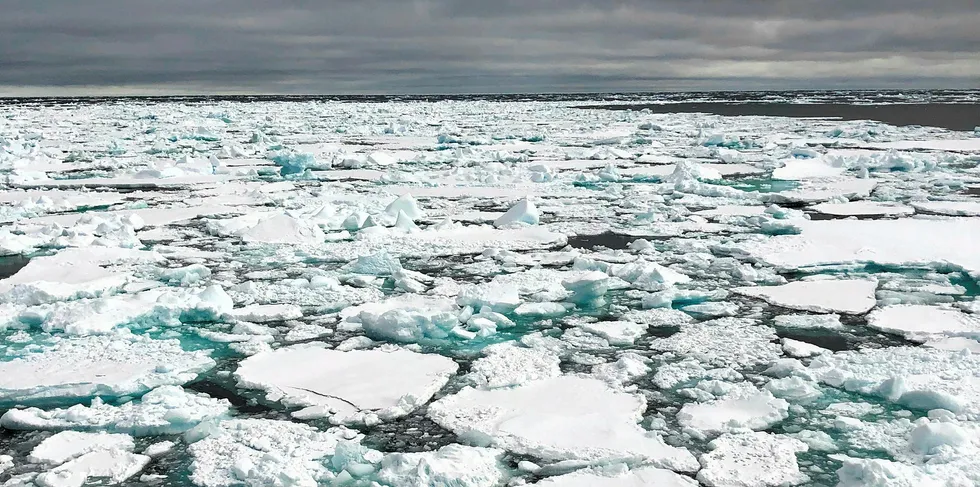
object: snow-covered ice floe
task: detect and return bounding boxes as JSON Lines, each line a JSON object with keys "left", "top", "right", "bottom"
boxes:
{"left": 3, "top": 93, "right": 980, "bottom": 485}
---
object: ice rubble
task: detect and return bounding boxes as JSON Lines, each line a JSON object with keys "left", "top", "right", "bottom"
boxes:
{"left": 187, "top": 419, "right": 349, "bottom": 487}
{"left": 0, "top": 334, "right": 214, "bottom": 404}
{"left": 2, "top": 386, "right": 230, "bottom": 435}
{"left": 6, "top": 94, "right": 980, "bottom": 485}
{"left": 234, "top": 345, "right": 458, "bottom": 422}
{"left": 427, "top": 375, "right": 699, "bottom": 471}
{"left": 867, "top": 305, "right": 980, "bottom": 341}
{"left": 535, "top": 464, "right": 699, "bottom": 486}
{"left": 697, "top": 432, "right": 809, "bottom": 487}
{"left": 733, "top": 278, "right": 878, "bottom": 314}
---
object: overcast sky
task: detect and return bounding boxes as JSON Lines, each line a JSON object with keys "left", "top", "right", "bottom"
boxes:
{"left": 2, "top": 0, "right": 978, "bottom": 95}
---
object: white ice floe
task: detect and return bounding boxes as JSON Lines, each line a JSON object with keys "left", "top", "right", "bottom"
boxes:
{"left": 773, "top": 313, "right": 844, "bottom": 330}
{"left": 0, "top": 334, "right": 214, "bottom": 404}
{"left": 677, "top": 382, "right": 790, "bottom": 437}
{"left": 234, "top": 344, "right": 458, "bottom": 422}
{"left": 739, "top": 218, "right": 980, "bottom": 274}
{"left": 733, "top": 279, "right": 877, "bottom": 314}
{"left": 697, "top": 432, "right": 809, "bottom": 487}
{"left": 810, "top": 201, "right": 914, "bottom": 217}
{"left": 2, "top": 386, "right": 230, "bottom": 435}
{"left": 467, "top": 343, "right": 560, "bottom": 389}
{"left": 427, "top": 375, "right": 699, "bottom": 471}
{"left": 376, "top": 445, "right": 509, "bottom": 487}
{"left": 911, "top": 200, "right": 980, "bottom": 217}
{"left": 0, "top": 247, "right": 162, "bottom": 305}
{"left": 535, "top": 464, "right": 699, "bottom": 486}
{"left": 867, "top": 305, "right": 980, "bottom": 341}
{"left": 809, "top": 346, "right": 980, "bottom": 417}
{"left": 772, "top": 158, "right": 845, "bottom": 180}
{"left": 224, "top": 304, "right": 303, "bottom": 323}
{"left": 187, "top": 419, "right": 348, "bottom": 487}
{"left": 29, "top": 431, "right": 150, "bottom": 486}
{"left": 651, "top": 318, "right": 782, "bottom": 368}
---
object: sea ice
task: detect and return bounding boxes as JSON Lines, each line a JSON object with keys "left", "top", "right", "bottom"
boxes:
{"left": 535, "top": 464, "right": 699, "bottom": 486}
{"left": 0, "top": 334, "right": 214, "bottom": 404}
{"left": 427, "top": 375, "right": 699, "bottom": 471}
{"left": 651, "top": 318, "right": 782, "bottom": 368}
{"left": 467, "top": 343, "right": 560, "bottom": 389}
{"left": 376, "top": 445, "right": 509, "bottom": 487}
{"left": 697, "top": 432, "right": 809, "bottom": 487}
{"left": 187, "top": 419, "right": 347, "bottom": 487}
{"left": 2, "top": 386, "right": 230, "bottom": 435}
{"left": 733, "top": 279, "right": 877, "bottom": 314}
{"left": 677, "top": 383, "right": 790, "bottom": 436}
{"left": 867, "top": 305, "right": 980, "bottom": 341}
{"left": 234, "top": 345, "right": 458, "bottom": 422}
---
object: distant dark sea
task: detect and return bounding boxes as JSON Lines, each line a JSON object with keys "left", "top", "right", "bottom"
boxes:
{"left": 2, "top": 89, "right": 978, "bottom": 130}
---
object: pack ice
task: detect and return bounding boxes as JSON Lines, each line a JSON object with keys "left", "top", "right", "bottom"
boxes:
{"left": 3, "top": 92, "right": 980, "bottom": 485}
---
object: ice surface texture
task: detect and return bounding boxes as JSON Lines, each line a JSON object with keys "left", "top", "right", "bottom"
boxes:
{"left": 2, "top": 93, "right": 980, "bottom": 485}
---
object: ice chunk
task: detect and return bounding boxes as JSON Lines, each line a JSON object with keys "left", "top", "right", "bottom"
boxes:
{"left": 781, "top": 338, "right": 828, "bottom": 358}
{"left": 561, "top": 271, "right": 610, "bottom": 306}
{"left": 535, "top": 464, "right": 699, "bottom": 486}
{"left": 224, "top": 304, "right": 302, "bottom": 323}
{"left": 677, "top": 383, "right": 790, "bottom": 436}
{"left": 457, "top": 282, "right": 521, "bottom": 313}
{"left": 651, "top": 318, "right": 781, "bottom": 368}
{"left": 809, "top": 347, "right": 980, "bottom": 416}
{"left": 36, "top": 449, "right": 150, "bottom": 486}
{"left": 575, "top": 320, "right": 646, "bottom": 345}
{"left": 2, "top": 386, "right": 230, "bottom": 435}
{"left": 357, "top": 296, "right": 461, "bottom": 343}
{"left": 240, "top": 214, "right": 325, "bottom": 245}
{"left": 493, "top": 197, "right": 539, "bottom": 228}
{"left": 733, "top": 279, "right": 877, "bottom": 314}
{"left": 428, "top": 376, "right": 698, "bottom": 471}
{"left": 772, "top": 158, "right": 845, "bottom": 180}
{"left": 376, "top": 445, "right": 509, "bottom": 487}
{"left": 811, "top": 201, "right": 914, "bottom": 217}
{"left": 697, "top": 432, "right": 808, "bottom": 487}
{"left": 468, "top": 343, "right": 560, "bottom": 389}
{"left": 740, "top": 218, "right": 980, "bottom": 275}
{"left": 187, "top": 419, "right": 343, "bottom": 487}
{"left": 867, "top": 305, "right": 980, "bottom": 341}
{"left": 911, "top": 200, "right": 980, "bottom": 217}
{"left": 30, "top": 431, "right": 134, "bottom": 465}
{"left": 0, "top": 247, "right": 162, "bottom": 305}
{"left": 384, "top": 193, "right": 423, "bottom": 220}
{"left": 773, "top": 313, "right": 844, "bottom": 330}
{"left": 0, "top": 335, "right": 214, "bottom": 404}
{"left": 234, "top": 345, "right": 458, "bottom": 422}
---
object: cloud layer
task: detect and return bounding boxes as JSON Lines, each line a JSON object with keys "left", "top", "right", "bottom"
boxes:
{"left": 2, "top": 0, "right": 978, "bottom": 94}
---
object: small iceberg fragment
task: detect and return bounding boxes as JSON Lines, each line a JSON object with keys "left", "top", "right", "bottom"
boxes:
{"left": 384, "top": 193, "right": 423, "bottom": 220}
{"left": 377, "top": 445, "right": 510, "bottom": 487}
{"left": 493, "top": 197, "right": 539, "bottom": 228}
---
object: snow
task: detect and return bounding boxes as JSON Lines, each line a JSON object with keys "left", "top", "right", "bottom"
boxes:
{"left": 697, "top": 432, "right": 809, "bottom": 487}
{"left": 234, "top": 345, "right": 458, "bottom": 422}
{"left": 733, "top": 279, "right": 878, "bottom": 314}
{"left": 867, "top": 305, "right": 980, "bottom": 341}
{"left": 0, "top": 334, "right": 214, "bottom": 404}
{"left": 239, "top": 213, "right": 325, "bottom": 245}
{"left": 427, "top": 375, "right": 699, "bottom": 471}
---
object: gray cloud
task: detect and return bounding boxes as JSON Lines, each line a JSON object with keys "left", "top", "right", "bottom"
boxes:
{"left": 1, "top": 0, "right": 978, "bottom": 94}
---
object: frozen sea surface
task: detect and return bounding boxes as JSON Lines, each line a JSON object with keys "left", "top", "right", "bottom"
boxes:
{"left": 0, "top": 91, "right": 979, "bottom": 486}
